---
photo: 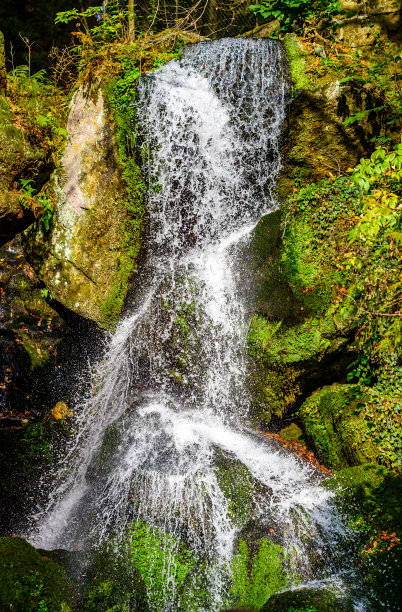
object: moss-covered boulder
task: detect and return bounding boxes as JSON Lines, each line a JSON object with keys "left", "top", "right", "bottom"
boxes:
{"left": 299, "top": 383, "right": 380, "bottom": 470}
{"left": 261, "top": 587, "right": 354, "bottom": 611}
{"left": 0, "top": 537, "right": 73, "bottom": 611}
{"left": 246, "top": 209, "right": 355, "bottom": 423}
{"left": 24, "top": 80, "right": 145, "bottom": 328}
{"left": 83, "top": 538, "right": 148, "bottom": 611}
{"left": 324, "top": 464, "right": 401, "bottom": 534}
{"left": 323, "top": 465, "right": 401, "bottom": 610}
{"left": 230, "top": 538, "right": 289, "bottom": 611}
{"left": 279, "top": 33, "right": 385, "bottom": 198}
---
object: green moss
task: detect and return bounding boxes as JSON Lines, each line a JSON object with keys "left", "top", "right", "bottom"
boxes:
{"left": 230, "top": 538, "right": 288, "bottom": 610}
{"left": 324, "top": 464, "right": 401, "bottom": 534}
{"left": 127, "top": 520, "right": 198, "bottom": 611}
{"left": 100, "top": 78, "right": 146, "bottom": 327}
{"left": 283, "top": 34, "right": 310, "bottom": 91}
{"left": 248, "top": 312, "right": 344, "bottom": 366}
{"left": 0, "top": 537, "right": 73, "bottom": 611}
{"left": 215, "top": 456, "right": 254, "bottom": 526}
{"left": 300, "top": 384, "right": 381, "bottom": 470}
{"left": 279, "top": 423, "right": 303, "bottom": 443}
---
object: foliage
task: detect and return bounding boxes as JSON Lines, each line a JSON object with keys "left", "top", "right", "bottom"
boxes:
{"left": 7, "top": 65, "right": 67, "bottom": 151}
{"left": 312, "top": 40, "right": 402, "bottom": 127}
{"left": 230, "top": 538, "right": 287, "bottom": 609}
{"left": 18, "top": 178, "right": 36, "bottom": 208}
{"left": 287, "top": 141, "right": 402, "bottom": 469}
{"left": 249, "top": 0, "right": 340, "bottom": 33}
{"left": 17, "top": 179, "right": 54, "bottom": 233}
{"left": 38, "top": 194, "right": 54, "bottom": 233}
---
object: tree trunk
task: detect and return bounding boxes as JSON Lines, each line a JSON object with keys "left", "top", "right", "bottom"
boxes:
{"left": 0, "top": 31, "right": 7, "bottom": 94}
{"left": 207, "top": 0, "right": 218, "bottom": 35}
{"left": 128, "top": 0, "right": 135, "bottom": 41}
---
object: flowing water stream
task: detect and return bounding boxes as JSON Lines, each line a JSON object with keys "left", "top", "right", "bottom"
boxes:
{"left": 29, "top": 39, "right": 357, "bottom": 610}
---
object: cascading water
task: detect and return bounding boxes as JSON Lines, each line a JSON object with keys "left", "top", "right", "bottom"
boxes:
{"left": 28, "top": 38, "right": 357, "bottom": 610}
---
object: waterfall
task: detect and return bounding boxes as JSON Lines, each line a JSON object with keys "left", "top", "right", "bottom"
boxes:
{"left": 28, "top": 39, "right": 351, "bottom": 610}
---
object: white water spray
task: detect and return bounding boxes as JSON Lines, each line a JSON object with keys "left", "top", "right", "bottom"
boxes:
{"left": 29, "top": 39, "right": 351, "bottom": 610}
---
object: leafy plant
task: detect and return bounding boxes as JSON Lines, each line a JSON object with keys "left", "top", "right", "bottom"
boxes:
{"left": 38, "top": 194, "right": 54, "bottom": 233}
{"left": 249, "top": 0, "right": 340, "bottom": 32}
{"left": 18, "top": 178, "right": 36, "bottom": 208}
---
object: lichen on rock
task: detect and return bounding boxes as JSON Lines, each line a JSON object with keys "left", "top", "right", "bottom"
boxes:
{"left": 24, "top": 79, "right": 145, "bottom": 328}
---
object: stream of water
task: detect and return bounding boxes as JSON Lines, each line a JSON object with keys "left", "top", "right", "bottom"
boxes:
{"left": 29, "top": 39, "right": 358, "bottom": 610}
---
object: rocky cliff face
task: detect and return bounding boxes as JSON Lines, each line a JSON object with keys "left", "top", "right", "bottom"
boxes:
{"left": 24, "top": 83, "right": 144, "bottom": 328}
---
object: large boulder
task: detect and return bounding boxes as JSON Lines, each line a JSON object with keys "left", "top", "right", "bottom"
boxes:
{"left": 279, "top": 33, "right": 387, "bottom": 197}
{"left": 24, "top": 81, "right": 145, "bottom": 328}
{"left": 261, "top": 587, "right": 354, "bottom": 611}
{"left": 299, "top": 383, "right": 380, "bottom": 469}
{"left": 246, "top": 209, "right": 355, "bottom": 424}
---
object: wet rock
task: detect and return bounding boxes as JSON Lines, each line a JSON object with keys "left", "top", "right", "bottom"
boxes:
{"left": 0, "top": 420, "right": 71, "bottom": 534}
{"left": 0, "top": 536, "right": 74, "bottom": 610}
{"left": 261, "top": 587, "right": 354, "bottom": 611}
{"left": 0, "top": 238, "right": 66, "bottom": 418}
{"left": 323, "top": 464, "right": 402, "bottom": 610}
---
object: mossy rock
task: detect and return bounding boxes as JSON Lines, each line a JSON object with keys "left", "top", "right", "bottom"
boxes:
{"left": 323, "top": 465, "right": 402, "bottom": 610}
{"left": 0, "top": 537, "right": 73, "bottom": 611}
{"left": 214, "top": 451, "right": 255, "bottom": 528}
{"left": 83, "top": 540, "right": 148, "bottom": 612}
{"left": 261, "top": 587, "right": 354, "bottom": 611}
{"left": 24, "top": 80, "right": 145, "bottom": 328}
{"left": 323, "top": 464, "right": 401, "bottom": 534}
{"left": 279, "top": 422, "right": 303, "bottom": 443}
{"left": 246, "top": 206, "right": 356, "bottom": 423}
{"left": 283, "top": 33, "right": 311, "bottom": 91}
{"left": 299, "top": 384, "right": 379, "bottom": 470}
{"left": 230, "top": 538, "right": 288, "bottom": 611}
{"left": 278, "top": 34, "right": 385, "bottom": 200}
